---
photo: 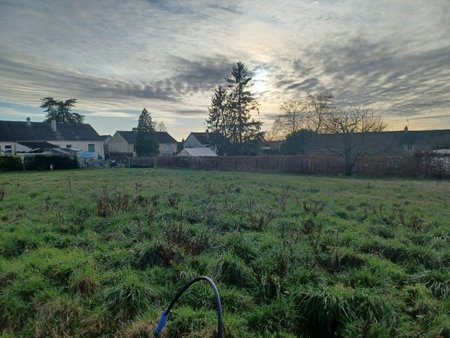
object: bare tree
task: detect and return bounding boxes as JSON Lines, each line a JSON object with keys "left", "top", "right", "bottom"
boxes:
{"left": 304, "top": 92, "right": 334, "bottom": 133}
{"left": 282, "top": 99, "right": 388, "bottom": 175}
{"left": 156, "top": 121, "right": 167, "bottom": 132}
{"left": 319, "top": 105, "right": 388, "bottom": 175}
{"left": 324, "top": 105, "right": 386, "bottom": 134}
{"left": 272, "top": 100, "right": 305, "bottom": 137}
{"left": 271, "top": 92, "right": 334, "bottom": 139}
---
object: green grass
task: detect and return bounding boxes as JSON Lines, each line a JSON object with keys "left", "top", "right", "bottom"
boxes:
{"left": 0, "top": 168, "right": 449, "bottom": 337}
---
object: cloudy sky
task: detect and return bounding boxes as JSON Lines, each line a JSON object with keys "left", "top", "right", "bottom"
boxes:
{"left": 1, "top": 0, "right": 449, "bottom": 140}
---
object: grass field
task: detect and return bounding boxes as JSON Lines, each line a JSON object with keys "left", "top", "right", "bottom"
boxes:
{"left": 0, "top": 168, "right": 449, "bottom": 337}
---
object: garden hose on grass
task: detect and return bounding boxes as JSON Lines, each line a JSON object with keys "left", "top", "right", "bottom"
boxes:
{"left": 153, "top": 276, "right": 223, "bottom": 338}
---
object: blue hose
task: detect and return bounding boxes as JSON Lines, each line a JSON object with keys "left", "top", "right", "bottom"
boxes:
{"left": 153, "top": 276, "right": 223, "bottom": 338}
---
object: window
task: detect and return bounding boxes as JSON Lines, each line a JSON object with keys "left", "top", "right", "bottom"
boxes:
{"left": 88, "top": 144, "right": 95, "bottom": 152}
{"left": 66, "top": 144, "right": 72, "bottom": 149}
{"left": 4, "top": 145, "right": 12, "bottom": 153}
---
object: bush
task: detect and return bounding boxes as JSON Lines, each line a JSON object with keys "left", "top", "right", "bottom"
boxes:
{"left": 23, "top": 155, "right": 79, "bottom": 170}
{"left": 0, "top": 156, "right": 22, "bottom": 172}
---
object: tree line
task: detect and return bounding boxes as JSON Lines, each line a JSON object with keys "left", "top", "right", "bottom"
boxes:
{"left": 37, "top": 61, "right": 388, "bottom": 174}
{"left": 204, "top": 62, "right": 387, "bottom": 174}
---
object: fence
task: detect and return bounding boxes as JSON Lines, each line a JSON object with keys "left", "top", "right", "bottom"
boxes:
{"left": 130, "top": 155, "right": 345, "bottom": 175}
{"left": 129, "top": 153, "right": 450, "bottom": 178}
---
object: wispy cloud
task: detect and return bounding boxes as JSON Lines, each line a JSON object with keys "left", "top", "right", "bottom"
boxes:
{"left": 0, "top": 0, "right": 449, "bottom": 136}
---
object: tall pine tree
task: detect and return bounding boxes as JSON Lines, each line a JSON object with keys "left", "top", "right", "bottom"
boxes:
{"left": 226, "top": 62, "right": 263, "bottom": 144}
{"left": 206, "top": 85, "right": 228, "bottom": 137}
{"left": 206, "top": 62, "right": 264, "bottom": 154}
{"left": 135, "top": 108, "right": 159, "bottom": 156}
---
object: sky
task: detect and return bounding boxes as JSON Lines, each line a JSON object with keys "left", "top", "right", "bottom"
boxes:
{"left": 1, "top": 0, "right": 449, "bottom": 140}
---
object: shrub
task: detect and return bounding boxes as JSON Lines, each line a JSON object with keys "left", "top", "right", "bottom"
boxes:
{"left": 0, "top": 156, "right": 22, "bottom": 171}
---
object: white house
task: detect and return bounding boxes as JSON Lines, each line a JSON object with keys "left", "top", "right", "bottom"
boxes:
{"left": 107, "top": 131, "right": 178, "bottom": 156}
{"left": 177, "top": 147, "right": 218, "bottom": 157}
{"left": 184, "top": 132, "right": 210, "bottom": 148}
{"left": 0, "top": 118, "right": 105, "bottom": 158}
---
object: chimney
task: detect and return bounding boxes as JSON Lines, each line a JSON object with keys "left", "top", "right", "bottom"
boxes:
{"left": 26, "top": 117, "right": 31, "bottom": 126}
{"left": 51, "top": 119, "right": 57, "bottom": 132}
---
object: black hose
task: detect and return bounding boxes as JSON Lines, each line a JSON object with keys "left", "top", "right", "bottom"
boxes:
{"left": 153, "top": 276, "right": 223, "bottom": 338}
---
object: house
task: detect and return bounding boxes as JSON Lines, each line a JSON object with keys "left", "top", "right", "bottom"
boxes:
{"left": 183, "top": 131, "right": 221, "bottom": 148}
{"left": 100, "top": 135, "right": 112, "bottom": 155}
{"left": 261, "top": 141, "right": 283, "bottom": 154}
{"left": 177, "top": 147, "right": 218, "bottom": 157}
{"left": 107, "top": 130, "right": 178, "bottom": 156}
{"left": 0, "top": 118, "right": 105, "bottom": 158}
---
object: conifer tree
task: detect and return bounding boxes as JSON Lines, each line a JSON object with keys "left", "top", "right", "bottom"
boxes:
{"left": 41, "top": 97, "right": 85, "bottom": 123}
{"left": 135, "top": 108, "right": 159, "bottom": 156}
{"left": 226, "top": 62, "right": 263, "bottom": 144}
{"left": 206, "top": 85, "right": 228, "bottom": 137}
{"left": 206, "top": 62, "right": 264, "bottom": 154}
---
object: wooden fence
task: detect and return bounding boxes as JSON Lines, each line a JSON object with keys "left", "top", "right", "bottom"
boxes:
{"left": 128, "top": 153, "right": 450, "bottom": 178}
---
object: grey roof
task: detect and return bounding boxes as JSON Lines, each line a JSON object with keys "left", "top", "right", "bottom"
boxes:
{"left": 0, "top": 120, "right": 102, "bottom": 142}
{"left": 117, "top": 131, "right": 177, "bottom": 144}
{"left": 188, "top": 132, "right": 222, "bottom": 145}
{"left": 189, "top": 132, "right": 210, "bottom": 144}
{"left": 17, "top": 141, "right": 59, "bottom": 149}
{"left": 320, "top": 129, "right": 450, "bottom": 146}
{"left": 301, "top": 129, "right": 450, "bottom": 155}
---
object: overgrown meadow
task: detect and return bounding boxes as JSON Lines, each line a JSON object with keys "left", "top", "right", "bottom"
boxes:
{"left": 0, "top": 168, "right": 449, "bottom": 337}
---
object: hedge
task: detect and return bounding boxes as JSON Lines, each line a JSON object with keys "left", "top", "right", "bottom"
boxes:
{"left": 23, "top": 155, "right": 79, "bottom": 170}
{"left": 0, "top": 156, "right": 23, "bottom": 172}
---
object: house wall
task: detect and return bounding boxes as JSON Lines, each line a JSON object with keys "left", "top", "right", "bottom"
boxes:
{"left": 0, "top": 142, "right": 17, "bottom": 154}
{"left": 0, "top": 141, "right": 104, "bottom": 158}
{"left": 159, "top": 143, "right": 177, "bottom": 155}
{"left": 107, "top": 134, "right": 134, "bottom": 154}
{"left": 47, "top": 140, "right": 105, "bottom": 158}
{"left": 184, "top": 135, "right": 205, "bottom": 148}
{"left": 103, "top": 137, "right": 112, "bottom": 154}
{"left": 177, "top": 149, "right": 191, "bottom": 156}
